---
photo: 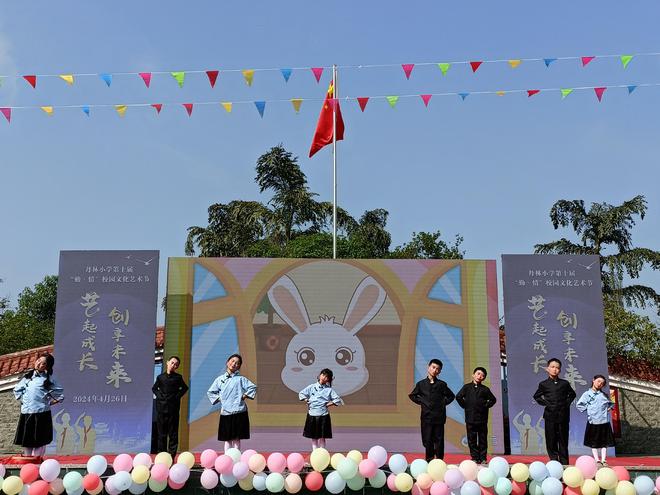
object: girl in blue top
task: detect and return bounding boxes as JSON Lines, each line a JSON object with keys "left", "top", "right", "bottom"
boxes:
{"left": 576, "top": 374, "right": 615, "bottom": 466}
{"left": 207, "top": 354, "right": 257, "bottom": 452}
{"left": 13, "top": 353, "right": 64, "bottom": 459}
{"left": 299, "top": 368, "right": 343, "bottom": 450}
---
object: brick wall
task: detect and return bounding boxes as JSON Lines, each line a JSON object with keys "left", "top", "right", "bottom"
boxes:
{"left": 615, "top": 387, "right": 660, "bottom": 455}
{"left": 0, "top": 388, "right": 21, "bottom": 454}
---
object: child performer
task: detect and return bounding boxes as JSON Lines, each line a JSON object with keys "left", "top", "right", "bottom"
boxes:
{"left": 576, "top": 374, "right": 615, "bottom": 466}
{"left": 456, "top": 366, "right": 497, "bottom": 464}
{"left": 533, "top": 358, "right": 576, "bottom": 465}
{"left": 207, "top": 354, "right": 257, "bottom": 452}
{"left": 13, "top": 353, "right": 64, "bottom": 459}
{"left": 299, "top": 368, "right": 343, "bottom": 450}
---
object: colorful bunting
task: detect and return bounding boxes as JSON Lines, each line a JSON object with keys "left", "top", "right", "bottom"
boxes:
{"left": 527, "top": 89, "right": 540, "bottom": 97}
{"left": 459, "top": 93, "right": 469, "bottom": 100}
{"left": 40, "top": 106, "right": 54, "bottom": 116}
{"left": 23, "top": 75, "right": 37, "bottom": 88}
{"left": 561, "top": 88, "right": 574, "bottom": 99}
{"left": 581, "top": 56, "right": 595, "bottom": 67}
{"left": 242, "top": 69, "right": 255, "bottom": 86}
{"left": 544, "top": 58, "right": 557, "bottom": 67}
{"left": 402, "top": 64, "right": 415, "bottom": 79}
{"left": 183, "top": 103, "right": 193, "bottom": 116}
{"left": 151, "top": 104, "right": 163, "bottom": 114}
{"left": 508, "top": 59, "right": 522, "bottom": 69}
{"left": 115, "top": 105, "right": 127, "bottom": 117}
{"left": 420, "top": 94, "right": 432, "bottom": 107}
{"left": 59, "top": 74, "right": 74, "bottom": 85}
{"left": 496, "top": 91, "right": 506, "bottom": 96}
{"left": 206, "top": 70, "right": 219, "bottom": 88}
{"left": 280, "top": 68, "right": 293, "bottom": 82}
{"left": 620, "top": 55, "right": 633, "bottom": 69}
{"left": 139, "top": 72, "right": 152, "bottom": 88}
{"left": 1, "top": 107, "right": 11, "bottom": 123}
{"left": 221, "top": 102, "right": 232, "bottom": 113}
{"left": 291, "top": 98, "right": 303, "bottom": 113}
{"left": 171, "top": 72, "right": 185, "bottom": 88}
{"left": 82, "top": 106, "right": 90, "bottom": 116}
{"left": 357, "top": 97, "right": 369, "bottom": 112}
{"left": 254, "top": 101, "right": 266, "bottom": 117}
{"left": 311, "top": 68, "right": 324, "bottom": 83}
{"left": 627, "top": 85, "right": 637, "bottom": 94}
{"left": 99, "top": 73, "right": 112, "bottom": 87}
{"left": 594, "top": 87, "right": 607, "bottom": 101}
{"left": 470, "top": 61, "right": 483, "bottom": 73}
{"left": 437, "top": 63, "right": 451, "bottom": 75}
{"left": 386, "top": 96, "right": 399, "bottom": 108}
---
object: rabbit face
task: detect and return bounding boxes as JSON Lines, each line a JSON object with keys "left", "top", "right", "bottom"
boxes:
{"left": 268, "top": 274, "right": 386, "bottom": 397}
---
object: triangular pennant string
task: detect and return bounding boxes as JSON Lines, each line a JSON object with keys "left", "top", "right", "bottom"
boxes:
{"left": 82, "top": 106, "right": 90, "bottom": 116}
{"left": 402, "top": 64, "right": 415, "bottom": 79}
{"left": 386, "top": 96, "right": 399, "bottom": 108}
{"left": 59, "top": 74, "right": 74, "bottom": 85}
{"left": 561, "top": 88, "right": 574, "bottom": 99}
{"left": 508, "top": 59, "right": 522, "bottom": 69}
{"left": 23, "top": 75, "right": 37, "bottom": 88}
{"left": 594, "top": 87, "right": 607, "bottom": 102}
{"left": 99, "top": 73, "right": 112, "bottom": 87}
{"left": 242, "top": 69, "right": 255, "bottom": 86}
{"left": 627, "top": 85, "right": 637, "bottom": 94}
{"left": 41, "top": 106, "right": 54, "bottom": 116}
{"left": 1, "top": 107, "right": 11, "bottom": 123}
{"left": 280, "top": 68, "right": 292, "bottom": 82}
{"left": 357, "top": 97, "right": 369, "bottom": 112}
{"left": 151, "top": 104, "right": 163, "bottom": 114}
{"left": 581, "top": 56, "right": 595, "bottom": 67}
{"left": 206, "top": 70, "right": 219, "bottom": 88}
{"left": 139, "top": 72, "right": 152, "bottom": 88}
{"left": 183, "top": 103, "right": 193, "bottom": 116}
{"left": 311, "top": 67, "right": 324, "bottom": 83}
{"left": 544, "top": 58, "right": 557, "bottom": 67}
{"left": 221, "top": 102, "right": 233, "bottom": 113}
{"left": 291, "top": 98, "right": 303, "bottom": 113}
{"left": 459, "top": 93, "right": 469, "bottom": 101}
{"left": 254, "top": 101, "right": 266, "bottom": 117}
{"left": 420, "top": 94, "right": 432, "bottom": 107}
{"left": 496, "top": 91, "right": 506, "bottom": 97}
{"left": 527, "top": 89, "right": 540, "bottom": 97}
{"left": 171, "top": 72, "right": 185, "bottom": 88}
{"left": 620, "top": 55, "right": 633, "bottom": 69}
{"left": 470, "top": 61, "right": 483, "bottom": 73}
{"left": 437, "top": 63, "right": 451, "bottom": 75}
{"left": 115, "top": 105, "right": 127, "bottom": 117}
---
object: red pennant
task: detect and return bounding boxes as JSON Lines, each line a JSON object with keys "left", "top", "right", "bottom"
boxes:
{"left": 1, "top": 107, "right": 11, "bottom": 123}
{"left": 311, "top": 67, "right": 324, "bottom": 83}
{"left": 206, "top": 70, "right": 219, "bottom": 88}
{"left": 183, "top": 103, "right": 193, "bottom": 116}
{"left": 594, "top": 87, "right": 607, "bottom": 102}
{"left": 581, "top": 56, "right": 595, "bottom": 67}
{"left": 357, "top": 97, "right": 369, "bottom": 112}
{"left": 139, "top": 72, "right": 152, "bottom": 87}
{"left": 470, "top": 61, "right": 483, "bottom": 73}
{"left": 402, "top": 64, "right": 415, "bottom": 79}
{"left": 527, "top": 89, "right": 541, "bottom": 97}
{"left": 420, "top": 94, "right": 432, "bottom": 107}
{"left": 23, "top": 75, "right": 37, "bottom": 88}
{"left": 151, "top": 104, "right": 163, "bottom": 114}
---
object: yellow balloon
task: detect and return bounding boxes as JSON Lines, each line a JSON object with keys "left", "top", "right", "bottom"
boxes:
{"left": 131, "top": 465, "right": 150, "bottom": 484}
{"left": 428, "top": 459, "right": 447, "bottom": 481}
{"left": 395, "top": 473, "right": 414, "bottom": 492}
{"left": 510, "top": 463, "right": 529, "bottom": 483}
{"left": 563, "top": 467, "right": 584, "bottom": 488}
{"left": 239, "top": 472, "right": 254, "bottom": 491}
{"left": 582, "top": 479, "right": 600, "bottom": 495}
{"left": 177, "top": 452, "right": 195, "bottom": 469}
{"left": 154, "top": 452, "right": 173, "bottom": 468}
{"left": 2, "top": 476, "right": 24, "bottom": 495}
{"left": 347, "top": 450, "right": 363, "bottom": 464}
{"left": 615, "top": 481, "right": 635, "bottom": 495}
{"left": 331, "top": 453, "right": 346, "bottom": 470}
{"left": 310, "top": 448, "right": 330, "bottom": 472}
{"left": 595, "top": 468, "right": 618, "bottom": 490}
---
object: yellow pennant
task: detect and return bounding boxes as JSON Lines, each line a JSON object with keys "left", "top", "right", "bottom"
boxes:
{"left": 59, "top": 74, "right": 75, "bottom": 85}
{"left": 221, "top": 102, "right": 233, "bottom": 113}
{"left": 496, "top": 91, "right": 506, "bottom": 97}
{"left": 242, "top": 69, "right": 254, "bottom": 86}
{"left": 41, "top": 106, "right": 54, "bottom": 115}
{"left": 291, "top": 98, "right": 303, "bottom": 113}
{"left": 115, "top": 105, "right": 127, "bottom": 117}
{"left": 508, "top": 59, "right": 522, "bottom": 69}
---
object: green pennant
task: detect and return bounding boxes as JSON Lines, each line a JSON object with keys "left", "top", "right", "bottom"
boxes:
{"left": 171, "top": 71, "right": 186, "bottom": 88}
{"left": 561, "top": 88, "right": 573, "bottom": 99}
{"left": 620, "top": 55, "right": 633, "bottom": 69}
{"left": 437, "top": 63, "right": 451, "bottom": 75}
{"left": 386, "top": 96, "right": 399, "bottom": 108}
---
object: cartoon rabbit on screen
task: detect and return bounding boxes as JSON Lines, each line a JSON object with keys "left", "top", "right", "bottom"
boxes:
{"left": 267, "top": 275, "right": 387, "bottom": 396}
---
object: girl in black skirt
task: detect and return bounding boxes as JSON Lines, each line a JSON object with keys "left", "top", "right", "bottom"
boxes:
{"left": 576, "top": 374, "right": 615, "bottom": 466}
{"left": 299, "top": 369, "right": 343, "bottom": 450}
{"left": 13, "top": 353, "right": 64, "bottom": 459}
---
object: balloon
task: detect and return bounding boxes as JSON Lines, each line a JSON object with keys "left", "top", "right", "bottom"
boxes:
{"left": 130, "top": 466, "right": 150, "bottom": 485}
{"left": 459, "top": 461, "right": 478, "bottom": 481}
{"left": 177, "top": 452, "right": 195, "bottom": 469}
{"left": 238, "top": 473, "right": 255, "bottom": 491}
{"left": 511, "top": 480, "right": 526, "bottom": 495}
{"left": 347, "top": 475, "right": 366, "bottom": 491}
{"left": 445, "top": 469, "right": 465, "bottom": 490}
{"left": 529, "top": 462, "right": 549, "bottom": 482}
{"left": 233, "top": 461, "right": 250, "bottom": 480}
{"left": 389, "top": 454, "right": 409, "bottom": 475}
{"left": 411, "top": 459, "right": 430, "bottom": 479}
{"left": 611, "top": 467, "right": 629, "bottom": 482}
{"left": 284, "top": 474, "right": 302, "bottom": 494}
{"left": 0, "top": 464, "right": 5, "bottom": 478}
{"left": 199, "top": 449, "right": 218, "bottom": 469}
{"left": 510, "top": 464, "right": 529, "bottom": 483}
{"left": 331, "top": 453, "right": 346, "bottom": 470}
{"left": 461, "top": 481, "right": 481, "bottom": 495}
{"left": 113, "top": 454, "right": 134, "bottom": 473}
{"left": 388, "top": 474, "right": 400, "bottom": 492}
{"left": 39, "top": 460, "right": 61, "bottom": 483}
{"left": 347, "top": 450, "right": 363, "bottom": 464}
{"left": 220, "top": 474, "right": 237, "bottom": 488}
{"left": 305, "top": 471, "right": 324, "bottom": 491}
{"left": 215, "top": 455, "right": 234, "bottom": 475}
{"left": 82, "top": 474, "right": 101, "bottom": 492}
{"left": 615, "top": 480, "right": 635, "bottom": 495}
{"left": 253, "top": 473, "right": 268, "bottom": 491}
{"left": 50, "top": 478, "right": 65, "bottom": 495}
{"left": 29, "top": 480, "right": 50, "bottom": 495}
{"left": 564, "top": 487, "right": 581, "bottom": 495}
{"left": 86, "top": 456, "right": 108, "bottom": 476}
{"left": 359, "top": 459, "right": 378, "bottom": 478}
{"left": 147, "top": 478, "right": 166, "bottom": 493}
{"left": 369, "top": 470, "right": 387, "bottom": 489}
{"left": 167, "top": 479, "right": 184, "bottom": 490}
{"left": 20, "top": 465, "right": 40, "bottom": 484}
{"left": 200, "top": 469, "right": 218, "bottom": 490}
{"left": 562, "top": 467, "right": 584, "bottom": 488}
{"left": 656, "top": 477, "right": 660, "bottom": 493}
{"left": 477, "top": 469, "right": 497, "bottom": 488}
{"left": 368, "top": 446, "right": 388, "bottom": 467}
{"left": 127, "top": 482, "right": 147, "bottom": 495}
{"left": 287, "top": 453, "right": 305, "bottom": 474}
{"left": 633, "top": 477, "right": 655, "bottom": 495}
{"left": 574, "top": 456, "right": 597, "bottom": 480}
{"left": 266, "top": 473, "right": 285, "bottom": 493}
{"left": 488, "top": 458, "right": 509, "bottom": 479}
{"left": 546, "top": 461, "right": 563, "bottom": 480}
{"left": 132, "top": 453, "right": 152, "bottom": 469}
{"left": 153, "top": 452, "right": 172, "bottom": 468}
{"left": 428, "top": 460, "right": 448, "bottom": 481}
{"left": 267, "top": 453, "right": 287, "bottom": 474}
{"left": 241, "top": 450, "right": 258, "bottom": 464}
{"left": 326, "top": 472, "right": 347, "bottom": 495}
{"left": 225, "top": 448, "right": 242, "bottom": 463}
{"left": 541, "top": 477, "right": 563, "bottom": 495}
{"left": 337, "top": 459, "right": 358, "bottom": 480}
{"left": 249, "top": 453, "right": 267, "bottom": 473}
{"left": 417, "top": 474, "right": 434, "bottom": 490}
{"left": 495, "top": 478, "right": 512, "bottom": 495}
{"left": 62, "top": 473, "right": 83, "bottom": 493}
{"left": 150, "top": 464, "right": 169, "bottom": 483}
{"left": 310, "top": 449, "right": 330, "bottom": 472}
{"left": 595, "top": 468, "right": 618, "bottom": 490}
{"left": 168, "top": 464, "right": 190, "bottom": 484}
{"left": 113, "top": 472, "right": 132, "bottom": 492}
{"left": 396, "top": 473, "right": 415, "bottom": 492}
{"left": 581, "top": 479, "right": 600, "bottom": 495}
{"left": 431, "top": 481, "right": 450, "bottom": 495}
{"left": 67, "top": 486, "right": 84, "bottom": 495}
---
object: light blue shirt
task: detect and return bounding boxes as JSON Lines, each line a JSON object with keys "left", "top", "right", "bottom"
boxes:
{"left": 299, "top": 382, "right": 343, "bottom": 417}
{"left": 207, "top": 371, "right": 257, "bottom": 415}
{"left": 14, "top": 372, "right": 64, "bottom": 414}
{"left": 576, "top": 388, "right": 614, "bottom": 425}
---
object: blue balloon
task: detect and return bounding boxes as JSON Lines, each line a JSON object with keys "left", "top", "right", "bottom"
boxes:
{"left": 545, "top": 461, "right": 563, "bottom": 479}
{"left": 489, "top": 457, "right": 510, "bottom": 478}
{"left": 633, "top": 476, "right": 655, "bottom": 495}
{"left": 529, "top": 481, "right": 544, "bottom": 495}
{"left": 541, "top": 477, "right": 563, "bottom": 495}
{"left": 529, "top": 461, "right": 549, "bottom": 481}
{"left": 461, "top": 480, "right": 481, "bottom": 495}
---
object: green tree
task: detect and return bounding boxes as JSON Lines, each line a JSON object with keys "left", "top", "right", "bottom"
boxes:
{"left": 603, "top": 298, "right": 660, "bottom": 367}
{"left": 16, "top": 275, "right": 58, "bottom": 321}
{"left": 390, "top": 231, "right": 465, "bottom": 259}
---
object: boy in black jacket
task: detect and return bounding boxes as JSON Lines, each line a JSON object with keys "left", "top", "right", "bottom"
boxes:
{"left": 409, "top": 358, "right": 455, "bottom": 461}
{"left": 456, "top": 366, "right": 497, "bottom": 464}
{"left": 152, "top": 356, "right": 189, "bottom": 456}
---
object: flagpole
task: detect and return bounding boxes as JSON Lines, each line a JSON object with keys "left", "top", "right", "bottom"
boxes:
{"left": 332, "top": 64, "right": 338, "bottom": 260}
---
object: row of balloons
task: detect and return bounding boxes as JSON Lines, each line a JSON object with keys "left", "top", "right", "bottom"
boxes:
{"left": 1, "top": 447, "right": 658, "bottom": 495}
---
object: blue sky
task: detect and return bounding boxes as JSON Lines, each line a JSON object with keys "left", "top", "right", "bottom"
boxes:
{"left": 1, "top": 1, "right": 658, "bottom": 323}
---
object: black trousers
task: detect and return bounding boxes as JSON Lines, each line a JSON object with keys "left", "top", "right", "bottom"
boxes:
{"left": 421, "top": 419, "right": 445, "bottom": 461}
{"left": 466, "top": 422, "right": 488, "bottom": 462}
{"left": 156, "top": 410, "right": 180, "bottom": 456}
{"left": 545, "top": 419, "right": 570, "bottom": 464}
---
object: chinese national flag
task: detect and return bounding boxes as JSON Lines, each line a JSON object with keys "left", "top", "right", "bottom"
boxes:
{"left": 309, "top": 81, "right": 345, "bottom": 157}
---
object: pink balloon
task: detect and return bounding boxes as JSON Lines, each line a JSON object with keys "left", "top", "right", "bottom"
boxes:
{"left": 412, "top": 484, "right": 430, "bottom": 495}
{"left": 480, "top": 487, "right": 494, "bottom": 495}
{"left": 200, "top": 449, "right": 218, "bottom": 469}
{"left": 28, "top": 480, "right": 49, "bottom": 495}
{"left": 612, "top": 466, "right": 629, "bottom": 481}
{"left": 563, "top": 486, "right": 581, "bottom": 495}
{"left": 575, "top": 456, "right": 597, "bottom": 479}
{"left": 50, "top": 478, "right": 65, "bottom": 495}
{"left": 388, "top": 474, "right": 399, "bottom": 492}
{"left": 444, "top": 469, "right": 465, "bottom": 490}
{"left": 82, "top": 474, "right": 101, "bottom": 491}
{"left": 240, "top": 450, "right": 257, "bottom": 464}
{"left": 113, "top": 454, "right": 133, "bottom": 473}
{"left": 305, "top": 472, "right": 324, "bottom": 491}
{"left": 168, "top": 479, "right": 185, "bottom": 490}
{"left": 359, "top": 459, "right": 378, "bottom": 478}
{"left": 151, "top": 463, "right": 169, "bottom": 482}
{"left": 267, "top": 453, "right": 287, "bottom": 474}
{"left": 656, "top": 476, "right": 660, "bottom": 492}
{"left": 214, "top": 454, "right": 234, "bottom": 475}
{"left": 431, "top": 482, "right": 450, "bottom": 495}
{"left": 20, "top": 464, "right": 40, "bottom": 484}
{"left": 511, "top": 481, "right": 526, "bottom": 495}
{"left": 287, "top": 453, "right": 305, "bottom": 474}
{"left": 200, "top": 469, "right": 219, "bottom": 490}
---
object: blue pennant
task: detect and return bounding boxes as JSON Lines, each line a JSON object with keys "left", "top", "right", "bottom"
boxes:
{"left": 254, "top": 101, "right": 266, "bottom": 118}
{"left": 459, "top": 93, "right": 469, "bottom": 101}
{"left": 82, "top": 106, "right": 90, "bottom": 116}
{"left": 544, "top": 58, "right": 557, "bottom": 68}
{"left": 627, "top": 85, "right": 637, "bottom": 94}
{"left": 280, "top": 68, "right": 293, "bottom": 82}
{"left": 99, "top": 73, "right": 112, "bottom": 87}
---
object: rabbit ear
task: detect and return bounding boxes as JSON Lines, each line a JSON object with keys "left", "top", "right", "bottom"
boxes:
{"left": 342, "top": 276, "right": 386, "bottom": 335}
{"left": 267, "top": 275, "right": 311, "bottom": 334}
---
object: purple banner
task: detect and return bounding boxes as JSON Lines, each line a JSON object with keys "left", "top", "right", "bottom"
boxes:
{"left": 52, "top": 250, "right": 159, "bottom": 454}
{"left": 502, "top": 254, "right": 609, "bottom": 456}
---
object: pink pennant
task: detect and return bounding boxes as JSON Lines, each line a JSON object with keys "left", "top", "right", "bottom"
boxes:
{"left": 470, "top": 61, "right": 483, "bottom": 73}
{"left": 420, "top": 94, "right": 432, "bottom": 107}
{"left": 1, "top": 107, "right": 10, "bottom": 123}
{"left": 139, "top": 72, "right": 152, "bottom": 88}
{"left": 402, "top": 64, "right": 415, "bottom": 79}
{"left": 183, "top": 103, "right": 193, "bottom": 116}
{"left": 527, "top": 89, "right": 540, "bottom": 97}
{"left": 151, "top": 103, "right": 162, "bottom": 114}
{"left": 594, "top": 87, "right": 607, "bottom": 102}
{"left": 311, "top": 67, "right": 324, "bottom": 83}
{"left": 23, "top": 75, "right": 37, "bottom": 88}
{"left": 357, "top": 97, "right": 369, "bottom": 112}
{"left": 581, "top": 56, "right": 595, "bottom": 67}
{"left": 206, "top": 70, "right": 219, "bottom": 88}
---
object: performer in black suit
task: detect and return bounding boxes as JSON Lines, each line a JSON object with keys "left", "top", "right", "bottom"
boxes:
{"left": 152, "top": 356, "right": 189, "bottom": 456}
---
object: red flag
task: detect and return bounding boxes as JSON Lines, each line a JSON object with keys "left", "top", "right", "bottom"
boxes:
{"left": 23, "top": 75, "right": 37, "bottom": 88}
{"left": 309, "top": 81, "right": 344, "bottom": 157}
{"left": 206, "top": 70, "right": 219, "bottom": 88}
